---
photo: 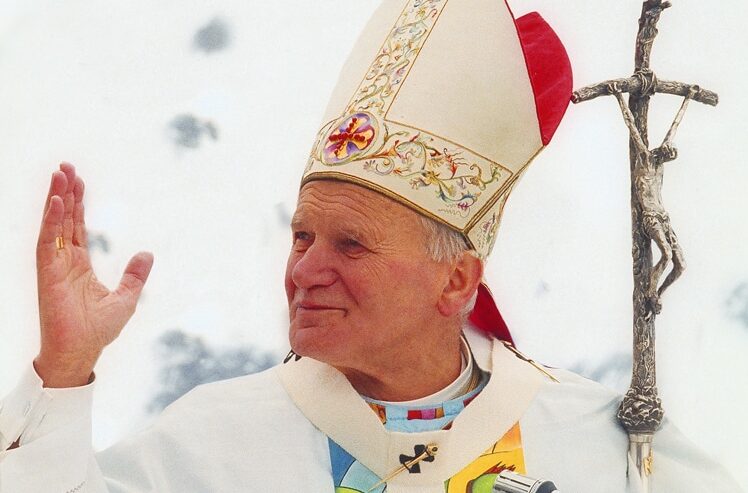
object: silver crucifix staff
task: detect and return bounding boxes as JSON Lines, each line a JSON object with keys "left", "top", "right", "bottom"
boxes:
{"left": 571, "top": 1, "right": 718, "bottom": 490}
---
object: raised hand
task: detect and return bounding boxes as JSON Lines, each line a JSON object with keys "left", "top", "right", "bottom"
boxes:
{"left": 33, "top": 163, "right": 154, "bottom": 388}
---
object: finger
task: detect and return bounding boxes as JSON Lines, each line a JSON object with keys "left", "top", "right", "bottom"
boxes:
{"left": 114, "top": 252, "right": 154, "bottom": 306}
{"left": 37, "top": 195, "right": 65, "bottom": 257}
{"left": 72, "top": 176, "right": 88, "bottom": 248}
{"left": 42, "top": 171, "right": 67, "bottom": 219}
{"left": 58, "top": 162, "right": 76, "bottom": 242}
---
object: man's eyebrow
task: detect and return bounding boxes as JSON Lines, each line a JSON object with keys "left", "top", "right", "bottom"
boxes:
{"left": 340, "top": 228, "right": 365, "bottom": 240}
{"left": 289, "top": 212, "right": 305, "bottom": 229}
{"left": 288, "top": 217, "right": 371, "bottom": 241}
{"left": 342, "top": 227, "right": 382, "bottom": 247}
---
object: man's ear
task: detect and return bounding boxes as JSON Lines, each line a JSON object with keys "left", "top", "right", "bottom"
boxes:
{"left": 436, "top": 251, "right": 483, "bottom": 317}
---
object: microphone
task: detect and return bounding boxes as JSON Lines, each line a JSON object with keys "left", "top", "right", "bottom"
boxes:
{"left": 493, "top": 470, "right": 559, "bottom": 493}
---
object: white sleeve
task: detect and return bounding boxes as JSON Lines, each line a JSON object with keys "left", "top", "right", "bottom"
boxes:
{"left": 647, "top": 419, "right": 744, "bottom": 493}
{"left": 0, "top": 364, "right": 107, "bottom": 492}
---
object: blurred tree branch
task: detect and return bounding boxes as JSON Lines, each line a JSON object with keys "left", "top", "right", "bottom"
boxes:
{"left": 149, "top": 329, "right": 277, "bottom": 412}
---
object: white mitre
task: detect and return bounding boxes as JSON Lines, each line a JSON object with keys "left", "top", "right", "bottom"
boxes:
{"left": 302, "top": 0, "right": 573, "bottom": 260}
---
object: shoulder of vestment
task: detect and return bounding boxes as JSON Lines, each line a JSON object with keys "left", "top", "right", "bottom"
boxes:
{"left": 155, "top": 364, "right": 296, "bottom": 426}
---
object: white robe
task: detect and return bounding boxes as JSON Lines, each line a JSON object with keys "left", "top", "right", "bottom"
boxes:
{"left": 0, "top": 327, "right": 741, "bottom": 492}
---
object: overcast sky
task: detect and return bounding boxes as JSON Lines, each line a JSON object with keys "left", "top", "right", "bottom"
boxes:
{"left": 1, "top": 0, "right": 746, "bottom": 487}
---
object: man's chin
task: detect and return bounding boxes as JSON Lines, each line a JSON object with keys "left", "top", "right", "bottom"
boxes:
{"left": 288, "top": 323, "right": 338, "bottom": 359}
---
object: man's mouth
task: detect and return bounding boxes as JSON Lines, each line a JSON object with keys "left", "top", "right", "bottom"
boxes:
{"left": 294, "top": 302, "right": 346, "bottom": 315}
{"left": 298, "top": 304, "right": 339, "bottom": 311}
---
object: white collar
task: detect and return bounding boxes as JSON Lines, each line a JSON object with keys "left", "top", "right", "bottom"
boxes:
{"left": 276, "top": 325, "right": 546, "bottom": 486}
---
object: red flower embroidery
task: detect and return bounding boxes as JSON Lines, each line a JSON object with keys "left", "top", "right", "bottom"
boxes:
{"left": 324, "top": 113, "right": 376, "bottom": 163}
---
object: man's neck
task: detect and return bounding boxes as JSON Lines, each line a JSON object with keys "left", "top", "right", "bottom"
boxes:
{"left": 336, "top": 332, "right": 463, "bottom": 402}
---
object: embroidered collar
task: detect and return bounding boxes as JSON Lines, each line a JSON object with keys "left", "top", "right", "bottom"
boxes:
{"left": 365, "top": 370, "right": 489, "bottom": 433}
{"left": 276, "top": 326, "right": 547, "bottom": 487}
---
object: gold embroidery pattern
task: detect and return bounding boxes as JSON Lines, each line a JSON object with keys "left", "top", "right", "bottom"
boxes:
{"left": 346, "top": 0, "right": 448, "bottom": 117}
{"left": 310, "top": 118, "right": 509, "bottom": 219}
{"left": 477, "top": 210, "right": 502, "bottom": 253}
{"left": 360, "top": 129, "right": 504, "bottom": 216}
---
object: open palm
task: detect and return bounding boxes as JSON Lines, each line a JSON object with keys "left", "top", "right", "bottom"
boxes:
{"left": 34, "top": 163, "right": 153, "bottom": 388}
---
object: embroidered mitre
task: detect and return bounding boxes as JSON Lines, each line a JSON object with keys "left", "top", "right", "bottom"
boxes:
{"left": 302, "top": 0, "right": 573, "bottom": 260}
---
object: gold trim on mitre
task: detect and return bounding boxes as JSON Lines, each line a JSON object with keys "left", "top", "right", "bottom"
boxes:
{"left": 302, "top": 0, "right": 545, "bottom": 259}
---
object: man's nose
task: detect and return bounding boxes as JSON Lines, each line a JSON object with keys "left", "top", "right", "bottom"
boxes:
{"left": 291, "top": 241, "right": 338, "bottom": 289}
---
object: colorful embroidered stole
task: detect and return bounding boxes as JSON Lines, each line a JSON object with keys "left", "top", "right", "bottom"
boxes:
{"left": 328, "top": 373, "right": 526, "bottom": 492}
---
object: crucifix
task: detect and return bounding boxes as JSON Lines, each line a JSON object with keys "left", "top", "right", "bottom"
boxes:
{"left": 571, "top": 0, "right": 718, "bottom": 489}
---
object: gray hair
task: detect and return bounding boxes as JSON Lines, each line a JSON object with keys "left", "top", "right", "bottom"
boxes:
{"left": 417, "top": 215, "right": 480, "bottom": 318}
{"left": 417, "top": 215, "right": 471, "bottom": 263}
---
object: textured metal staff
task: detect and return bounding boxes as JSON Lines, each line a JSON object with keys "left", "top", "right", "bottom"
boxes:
{"left": 571, "top": 1, "right": 718, "bottom": 489}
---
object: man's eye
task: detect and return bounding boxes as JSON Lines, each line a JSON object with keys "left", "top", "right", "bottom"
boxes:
{"left": 340, "top": 238, "right": 366, "bottom": 253}
{"left": 293, "top": 231, "right": 311, "bottom": 243}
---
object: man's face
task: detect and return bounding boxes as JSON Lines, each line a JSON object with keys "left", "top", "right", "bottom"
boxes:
{"left": 285, "top": 180, "right": 450, "bottom": 370}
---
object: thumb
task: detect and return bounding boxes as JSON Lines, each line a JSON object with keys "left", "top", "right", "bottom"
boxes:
{"left": 115, "top": 252, "right": 154, "bottom": 304}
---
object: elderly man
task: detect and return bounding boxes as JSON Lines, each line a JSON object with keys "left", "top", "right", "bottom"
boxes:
{"left": 0, "top": 0, "right": 741, "bottom": 492}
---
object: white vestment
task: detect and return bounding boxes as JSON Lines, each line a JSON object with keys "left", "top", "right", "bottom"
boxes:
{"left": 0, "top": 327, "right": 740, "bottom": 492}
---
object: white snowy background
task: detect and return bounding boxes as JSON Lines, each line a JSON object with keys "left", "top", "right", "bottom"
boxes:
{"left": 1, "top": 0, "right": 746, "bottom": 488}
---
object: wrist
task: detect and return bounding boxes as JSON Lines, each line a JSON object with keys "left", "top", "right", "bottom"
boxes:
{"left": 33, "top": 353, "right": 98, "bottom": 388}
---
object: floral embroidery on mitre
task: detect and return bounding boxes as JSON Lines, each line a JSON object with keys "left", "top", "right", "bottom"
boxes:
{"left": 313, "top": 116, "right": 506, "bottom": 217}
{"left": 480, "top": 211, "right": 501, "bottom": 251}
{"left": 466, "top": 194, "right": 511, "bottom": 259}
{"left": 322, "top": 112, "right": 378, "bottom": 164}
{"left": 345, "top": 0, "right": 446, "bottom": 117}
{"left": 360, "top": 130, "right": 503, "bottom": 217}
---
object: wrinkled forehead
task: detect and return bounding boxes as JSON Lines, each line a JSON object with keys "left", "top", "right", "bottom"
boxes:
{"left": 292, "top": 179, "right": 430, "bottom": 241}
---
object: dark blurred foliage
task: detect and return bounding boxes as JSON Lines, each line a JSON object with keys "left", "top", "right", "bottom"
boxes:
{"left": 726, "top": 282, "right": 748, "bottom": 329}
{"left": 169, "top": 114, "right": 218, "bottom": 149}
{"left": 87, "top": 232, "right": 110, "bottom": 254}
{"left": 194, "top": 18, "right": 231, "bottom": 53}
{"left": 149, "top": 329, "right": 277, "bottom": 413}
